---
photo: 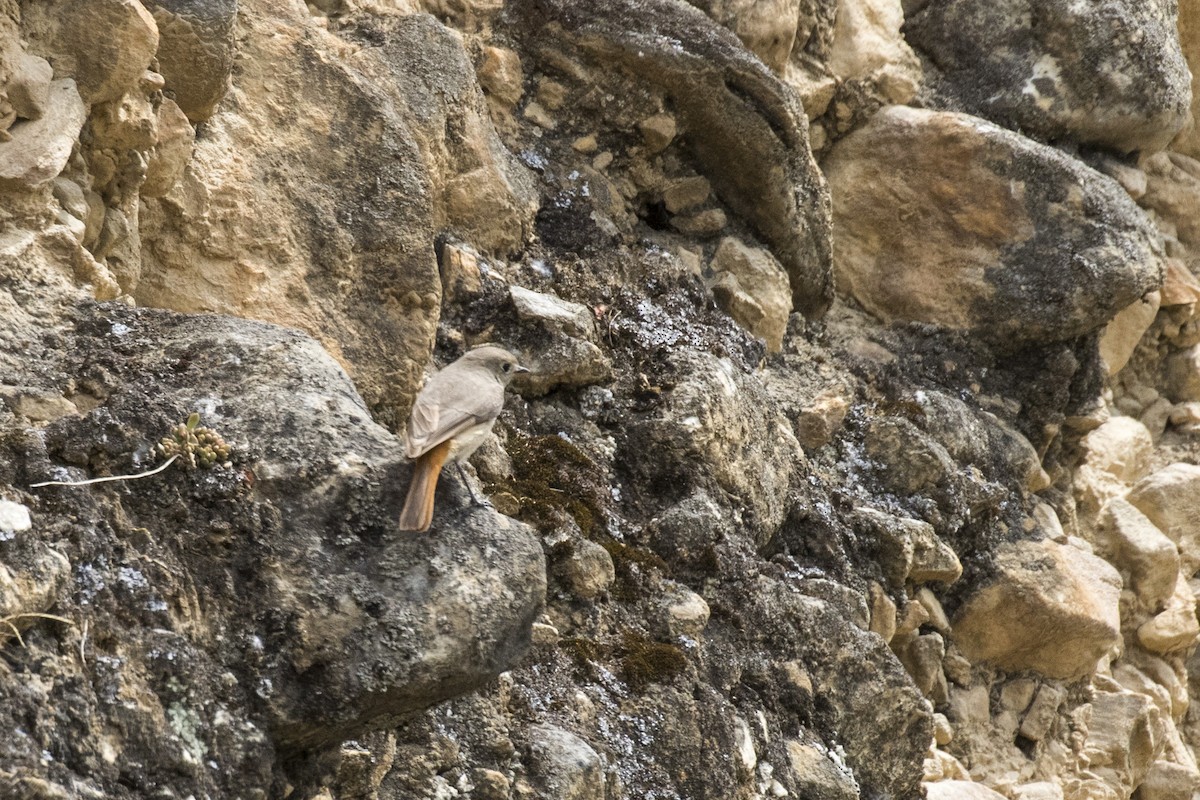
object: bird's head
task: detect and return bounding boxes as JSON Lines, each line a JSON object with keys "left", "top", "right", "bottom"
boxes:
{"left": 464, "top": 345, "right": 530, "bottom": 384}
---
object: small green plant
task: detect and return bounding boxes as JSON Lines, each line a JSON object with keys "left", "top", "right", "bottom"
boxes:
{"left": 156, "top": 413, "right": 232, "bottom": 469}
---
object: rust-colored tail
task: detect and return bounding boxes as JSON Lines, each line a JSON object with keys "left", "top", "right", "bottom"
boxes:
{"left": 399, "top": 440, "right": 452, "bottom": 532}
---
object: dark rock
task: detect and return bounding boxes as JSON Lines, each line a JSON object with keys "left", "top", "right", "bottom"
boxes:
{"left": 508, "top": 0, "right": 834, "bottom": 318}
{"left": 142, "top": 0, "right": 238, "bottom": 122}
{"left": 906, "top": 0, "right": 1191, "bottom": 153}
{"left": 0, "top": 302, "right": 544, "bottom": 795}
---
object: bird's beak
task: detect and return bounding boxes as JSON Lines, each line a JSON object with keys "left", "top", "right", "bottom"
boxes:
{"left": 515, "top": 365, "right": 531, "bottom": 374}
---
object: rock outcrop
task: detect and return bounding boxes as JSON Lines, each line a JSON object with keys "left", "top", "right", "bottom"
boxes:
{"left": 3, "top": 0, "right": 1200, "bottom": 798}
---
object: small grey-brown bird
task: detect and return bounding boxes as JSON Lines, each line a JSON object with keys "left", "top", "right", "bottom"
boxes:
{"left": 399, "top": 345, "right": 528, "bottom": 531}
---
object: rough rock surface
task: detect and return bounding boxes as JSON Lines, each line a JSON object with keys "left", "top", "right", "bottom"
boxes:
{"left": 0, "top": 302, "right": 545, "bottom": 793}
{"left": 142, "top": 0, "right": 238, "bottom": 122}
{"left": 905, "top": 0, "right": 1192, "bottom": 154}
{"left": 508, "top": 0, "right": 834, "bottom": 318}
{"left": 823, "top": 106, "right": 1163, "bottom": 345}
{"left": 951, "top": 538, "right": 1122, "bottom": 679}
{"left": 2, "top": 0, "right": 1200, "bottom": 798}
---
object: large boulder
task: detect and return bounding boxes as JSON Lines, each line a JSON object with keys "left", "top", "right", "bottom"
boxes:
{"left": 905, "top": 0, "right": 1191, "bottom": 154}
{"left": 21, "top": 0, "right": 159, "bottom": 105}
{"left": 141, "top": 0, "right": 238, "bottom": 122}
{"left": 0, "top": 303, "right": 545, "bottom": 797}
{"left": 138, "top": 6, "right": 518, "bottom": 428}
{"left": 823, "top": 106, "right": 1162, "bottom": 345}
{"left": 951, "top": 538, "right": 1122, "bottom": 679}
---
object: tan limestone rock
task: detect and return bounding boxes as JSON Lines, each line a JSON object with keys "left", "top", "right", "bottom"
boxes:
{"left": 1081, "top": 688, "right": 1166, "bottom": 796}
{"left": 1164, "top": 344, "right": 1200, "bottom": 403}
{"left": 638, "top": 113, "right": 677, "bottom": 154}
{"left": 915, "top": 588, "right": 950, "bottom": 633}
{"left": 694, "top": 0, "right": 802, "bottom": 74}
{"left": 1084, "top": 416, "right": 1155, "bottom": 484}
{"left": 7, "top": 52, "right": 54, "bottom": 121}
{"left": 1094, "top": 499, "right": 1180, "bottom": 612}
{"left": 1174, "top": 0, "right": 1200, "bottom": 158}
{"left": 0, "top": 80, "right": 86, "bottom": 191}
{"left": 662, "top": 176, "right": 711, "bottom": 214}
{"left": 1141, "top": 152, "right": 1200, "bottom": 248}
{"left": 1075, "top": 416, "right": 1155, "bottom": 534}
{"left": 923, "top": 748, "right": 971, "bottom": 781}
{"left": 477, "top": 46, "right": 524, "bottom": 108}
{"left": 1011, "top": 782, "right": 1064, "bottom": 800}
{"left": 708, "top": 237, "right": 792, "bottom": 352}
{"left": 141, "top": 98, "right": 194, "bottom": 198}
{"left": 786, "top": 741, "right": 859, "bottom": 800}
{"left": 1019, "top": 684, "right": 1066, "bottom": 742}
{"left": 22, "top": 0, "right": 159, "bottom": 105}
{"left": 925, "top": 781, "right": 1007, "bottom": 800}
{"left": 895, "top": 599, "right": 931, "bottom": 640}
{"left": 827, "top": 0, "right": 920, "bottom": 105}
{"left": 137, "top": 6, "right": 446, "bottom": 428}
{"left": 951, "top": 538, "right": 1121, "bottom": 679}
{"left": 1136, "top": 575, "right": 1200, "bottom": 655}
{"left": 1100, "top": 291, "right": 1161, "bottom": 375}
{"left": 794, "top": 388, "right": 850, "bottom": 450}
{"left": 823, "top": 106, "right": 1161, "bottom": 345}
{"left": 932, "top": 713, "right": 953, "bottom": 746}
{"left": 869, "top": 582, "right": 897, "bottom": 643}
{"left": 1136, "top": 760, "right": 1200, "bottom": 800}
{"left": 1129, "top": 464, "right": 1200, "bottom": 574}
{"left": 1160, "top": 259, "right": 1200, "bottom": 307}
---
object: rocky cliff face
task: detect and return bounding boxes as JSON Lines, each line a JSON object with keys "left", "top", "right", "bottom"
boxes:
{"left": 1, "top": 0, "right": 1199, "bottom": 798}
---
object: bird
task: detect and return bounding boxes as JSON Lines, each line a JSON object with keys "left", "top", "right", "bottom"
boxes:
{"left": 398, "top": 345, "right": 529, "bottom": 531}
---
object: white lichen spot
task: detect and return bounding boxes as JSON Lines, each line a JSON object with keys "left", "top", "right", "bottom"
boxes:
{"left": 735, "top": 716, "right": 757, "bottom": 772}
{"left": 1022, "top": 54, "right": 1062, "bottom": 111}
{"left": 167, "top": 703, "right": 209, "bottom": 765}
{"left": 0, "top": 499, "right": 32, "bottom": 536}
{"left": 117, "top": 566, "right": 149, "bottom": 591}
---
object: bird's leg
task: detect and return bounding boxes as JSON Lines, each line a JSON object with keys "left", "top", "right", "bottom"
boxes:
{"left": 456, "top": 461, "right": 493, "bottom": 508}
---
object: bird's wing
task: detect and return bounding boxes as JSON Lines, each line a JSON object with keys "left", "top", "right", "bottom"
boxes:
{"left": 404, "top": 375, "right": 501, "bottom": 458}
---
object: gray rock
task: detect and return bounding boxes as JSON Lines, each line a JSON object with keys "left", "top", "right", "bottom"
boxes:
{"left": 906, "top": 0, "right": 1191, "bottom": 153}
{"left": 142, "top": 0, "right": 238, "bottom": 122}
{"left": 371, "top": 14, "right": 538, "bottom": 258}
{"left": 7, "top": 52, "right": 54, "bottom": 120}
{"left": 510, "top": 285, "right": 596, "bottom": 339}
{"left": 525, "top": 724, "right": 605, "bottom": 800}
{"left": 785, "top": 740, "right": 859, "bottom": 800}
{"left": 624, "top": 350, "right": 801, "bottom": 547}
{"left": 864, "top": 416, "right": 957, "bottom": 495}
{"left": 4, "top": 303, "right": 546, "bottom": 773}
{"left": 509, "top": 0, "right": 834, "bottom": 318}
{"left": 559, "top": 538, "right": 615, "bottom": 600}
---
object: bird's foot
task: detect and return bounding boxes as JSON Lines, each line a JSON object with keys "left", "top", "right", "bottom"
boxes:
{"left": 456, "top": 462, "right": 493, "bottom": 508}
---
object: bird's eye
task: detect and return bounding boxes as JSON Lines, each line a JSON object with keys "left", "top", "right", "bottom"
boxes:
{"left": 502, "top": 363, "right": 512, "bottom": 372}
